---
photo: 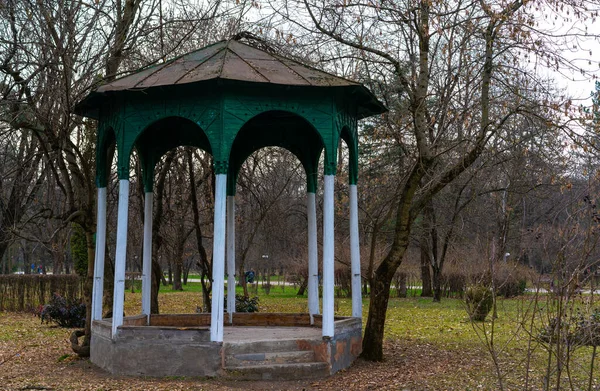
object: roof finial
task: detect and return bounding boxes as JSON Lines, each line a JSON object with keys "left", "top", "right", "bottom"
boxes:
{"left": 231, "top": 31, "right": 277, "bottom": 54}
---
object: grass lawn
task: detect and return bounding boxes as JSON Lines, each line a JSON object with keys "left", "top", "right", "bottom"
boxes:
{"left": 1, "top": 283, "right": 599, "bottom": 390}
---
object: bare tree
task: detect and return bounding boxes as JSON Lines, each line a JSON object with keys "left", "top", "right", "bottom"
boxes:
{"left": 262, "top": 0, "right": 600, "bottom": 360}
{"left": 0, "top": 0, "right": 252, "bottom": 355}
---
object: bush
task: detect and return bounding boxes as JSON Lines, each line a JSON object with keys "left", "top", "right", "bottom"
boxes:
{"left": 465, "top": 285, "right": 493, "bottom": 322}
{"left": 539, "top": 309, "right": 600, "bottom": 347}
{"left": 37, "top": 293, "right": 86, "bottom": 328}
{"left": 224, "top": 295, "right": 259, "bottom": 313}
{"left": 494, "top": 270, "right": 527, "bottom": 298}
{"left": 497, "top": 277, "right": 527, "bottom": 298}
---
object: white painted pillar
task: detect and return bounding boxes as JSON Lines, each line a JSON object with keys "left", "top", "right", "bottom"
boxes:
{"left": 226, "top": 195, "right": 236, "bottom": 323}
{"left": 307, "top": 192, "right": 319, "bottom": 322}
{"left": 92, "top": 187, "right": 107, "bottom": 321}
{"left": 142, "top": 192, "right": 153, "bottom": 318}
{"left": 322, "top": 175, "right": 335, "bottom": 338}
{"left": 210, "top": 174, "right": 227, "bottom": 342}
{"left": 350, "top": 184, "right": 362, "bottom": 319}
{"left": 111, "top": 179, "right": 130, "bottom": 337}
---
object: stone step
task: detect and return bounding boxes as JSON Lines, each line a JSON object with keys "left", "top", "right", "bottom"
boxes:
{"left": 225, "top": 350, "right": 316, "bottom": 366}
{"left": 223, "top": 338, "right": 313, "bottom": 355}
{"left": 223, "top": 362, "right": 330, "bottom": 380}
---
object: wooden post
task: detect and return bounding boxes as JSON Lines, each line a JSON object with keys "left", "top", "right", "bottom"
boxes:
{"left": 227, "top": 195, "right": 236, "bottom": 323}
{"left": 210, "top": 174, "right": 227, "bottom": 342}
{"left": 350, "top": 184, "right": 362, "bottom": 319}
{"left": 112, "top": 179, "right": 129, "bottom": 337}
{"left": 92, "top": 187, "right": 107, "bottom": 321}
{"left": 142, "top": 192, "right": 153, "bottom": 318}
{"left": 322, "top": 175, "right": 335, "bottom": 338}
{"left": 307, "top": 191, "right": 319, "bottom": 323}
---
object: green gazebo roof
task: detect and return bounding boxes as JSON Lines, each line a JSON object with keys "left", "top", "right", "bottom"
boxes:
{"left": 75, "top": 39, "right": 385, "bottom": 119}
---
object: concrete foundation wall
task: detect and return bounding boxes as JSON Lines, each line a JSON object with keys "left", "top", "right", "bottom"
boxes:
{"left": 294, "top": 317, "right": 362, "bottom": 375}
{"left": 91, "top": 320, "right": 222, "bottom": 377}
{"left": 329, "top": 317, "right": 362, "bottom": 373}
{"left": 90, "top": 314, "right": 362, "bottom": 378}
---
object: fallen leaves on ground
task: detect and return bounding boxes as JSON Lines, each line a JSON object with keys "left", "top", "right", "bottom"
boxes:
{"left": 0, "top": 312, "right": 491, "bottom": 391}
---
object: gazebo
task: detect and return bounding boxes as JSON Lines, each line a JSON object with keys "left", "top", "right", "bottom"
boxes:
{"left": 75, "top": 38, "right": 385, "bottom": 379}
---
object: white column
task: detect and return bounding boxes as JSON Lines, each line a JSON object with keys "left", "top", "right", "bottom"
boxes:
{"left": 307, "top": 192, "right": 319, "bottom": 322}
{"left": 322, "top": 175, "right": 335, "bottom": 338}
{"left": 226, "top": 195, "right": 236, "bottom": 324}
{"left": 210, "top": 174, "right": 227, "bottom": 342}
{"left": 350, "top": 184, "right": 362, "bottom": 319}
{"left": 142, "top": 192, "right": 153, "bottom": 318}
{"left": 111, "top": 179, "right": 130, "bottom": 337}
{"left": 92, "top": 187, "right": 107, "bottom": 321}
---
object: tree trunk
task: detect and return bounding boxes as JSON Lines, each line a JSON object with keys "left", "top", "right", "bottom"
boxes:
{"left": 366, "top": 223, "right": 380, "bottom": 295}
{"left": 103, "top": 247, "right": 114, "bottom": 314}
{"left": 432, "top": 266, "right": 442, "bottom": 302}
{"left": 422, "top": 199, "right": 437, "bottom": 299}
{"left": 173, "top": 262, "right": 183, "bottom": 291}
{"left": 151, "top": 259, "right": 162, "bottom": 314}
{"left": 0, "top": 243, "right": 8, "bottom": 274}
{"left": 71, "top": 229, "right": 95, "bottom": 358}
{"left": 240, "top": 264, "right": 249, "bottom": 297}
{"left": 361, "top": 162, "right": 424, "bottom": 361}
{"left": 420, "top": 247, "right": 433, "bottom": 297}
{"left": 297, "top": 276, "right": 308, "bottom": 296}
{"left": 361, "top": 276, "right": 392, "bottom": 361}
{"left": 201, "top": 261, "right": 211, "bottom": 311}
{"left": 172, "top": 222, "right": 185, "bottom": 291}
{"left": 183, "top": 262, "right": 190, "bottom": 285}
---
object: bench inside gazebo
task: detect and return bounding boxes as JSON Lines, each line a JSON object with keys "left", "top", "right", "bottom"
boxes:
{"left": 75, "top": 38, "right": 385, "bottom": 379}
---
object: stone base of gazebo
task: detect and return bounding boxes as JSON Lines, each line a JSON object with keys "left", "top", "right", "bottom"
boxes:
{"left": 90, "top": 313, "right": 362, "bottom": 379}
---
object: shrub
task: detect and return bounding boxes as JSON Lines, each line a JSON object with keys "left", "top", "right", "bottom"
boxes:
{"left": 494, "top": 269, "right": 527, "bottom": 298}
{"left": 465, "top": 285, "right": 493, "bottom": 322}
{"left": 539, "top": 309, "right": 600, "bottom": 347}
{"left": 224, "top": 295, "right": 259, "bottom": 313}
{"left": 497, "top": 276, "right": 527, "bottom": 298}
{"left": 37, "top": 293, "right": 86, "bottom": 328}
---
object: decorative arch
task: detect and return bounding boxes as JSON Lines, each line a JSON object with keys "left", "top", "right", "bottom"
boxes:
{"left": 96, "top": 125, "right": 117, "bottom": 188}
{"left": 133, "top": 116, "right": 212, "bottom": 192}
{"left": 227, "top": 110, "right": 324, "bottom": 196}
{"left": 339, "top": 126, "right": 359, "bottom": 185}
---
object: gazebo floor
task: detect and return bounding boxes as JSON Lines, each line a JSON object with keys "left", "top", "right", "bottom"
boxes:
{"left": 223, "top": 325, "right": 322, "bottom": 342}
{"left": 90, "top": 313, "right": 362, "bottom": 380}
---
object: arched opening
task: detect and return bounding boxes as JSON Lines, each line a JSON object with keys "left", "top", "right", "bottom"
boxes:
{"left": 225, "top": 111, "right": 325, "bottom": 320}
{"left": 337, "top": 126, "right": 362, "bottom": 318}
{"left": 228, "top": 110, "right": 324, "bottom": 196}
{"left": 133, "top": 116, "right": 212, "bottom": 191}
{"left": 145, "top": 145, "right": 214, "bottom": 313}
{"left": 234, "top": 147, "right": 308, "bottom": 302}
